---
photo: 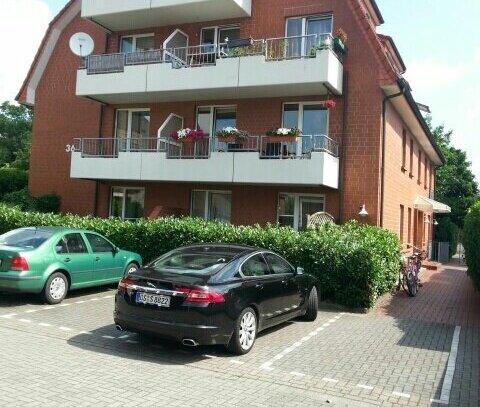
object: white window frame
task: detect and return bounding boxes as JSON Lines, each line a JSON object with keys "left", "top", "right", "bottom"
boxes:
{"left": 115, "top": 108, "right": 151, "bottom": 150}
{"left": 190, "top": 189, "right": 232, "bottom": 223}
{"left": 282, "top": 102, "right": 330, "bottom": 135}
{"left": 109, "top": 187, "right": 145, "bottom": 221}
{"left": 285, "top": 14, "right": 333, "bottom": 55}
{"left": 195, "top": 105, "right": 237, "bottom": 137}
{"left": 200, "top": 25, "right": 240, "bottom": 47}
{"left": 120, "top": 33, "right": 155, "bottom": 53}
{"left": 277, "top": 193, "right": 326, "bottom": 230}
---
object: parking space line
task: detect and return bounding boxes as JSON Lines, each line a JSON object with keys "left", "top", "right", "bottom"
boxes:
{"left": 18, "top": 319, "right": 31, "bottom": 323}
{"left": 430, "top": 325, "right": 461, "bottom": 405}
{"left": 125, "top": 340, "right": 139, "bottom": 344}
{"left": 79, "top": 331, "right": 93, "bottom": 335}
{"left": 230, "top": 360, "right": 245, "bottom": 365}
{"left": 392, "top": 391, "right": 410, "bottom": 399}
{"left": 322, "top": 377, "right": 339, "bottom": 383}
{"left": 102, "top": 335, "right": 115, "bottom": 339}
{"left": 25, "top": 310, "right": 38, "bottom": 314}
{"left": 58, "top": 327, "right": 73, "bottom": 331}
{"left": 118, "top": 334, "right": 130, "bottom": 339}
{"left": 290, "top": 371, "right": 306, "bottom": 377}
{"left": 38, "top": 323, "right": 51, "bottom": 327}
{"left": 356, "top": 384, "right": 374, "bottom": 390}
{"left": 259, "top": 312, "right": 345, "bottom": 370}
{"left": 0, "top": 313, "right": 17, "bottom": 319}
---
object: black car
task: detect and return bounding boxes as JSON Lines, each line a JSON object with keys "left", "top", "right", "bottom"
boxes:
{"left": 114, "top": 244, "right": 319, "bottom": 354}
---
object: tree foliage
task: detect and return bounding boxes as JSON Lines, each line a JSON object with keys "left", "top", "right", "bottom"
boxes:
{"left": 427, "top": 116, "right": 479, "bottom": 229}
{"left": 0, "top": 101, "right": 32, "bottom": 170}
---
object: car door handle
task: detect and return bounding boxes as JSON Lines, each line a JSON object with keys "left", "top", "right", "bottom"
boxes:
{"left": 64, "top": 258, "right": 71, "bottom": 263}
{"left": 282, "top": 279, "right": 289, "bottom": 285}
{"left": 255, "top": 283, "right": 264, "bottom": 289}
{"left": 95, "top": 257, "right": 100, "bottom": 262}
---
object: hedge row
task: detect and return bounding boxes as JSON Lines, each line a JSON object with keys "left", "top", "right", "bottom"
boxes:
{"left": 0, "top": 204, "right": 401, "bottom": 308}
{"left": 464, "top": 200, "right": 480, "bottom": 290}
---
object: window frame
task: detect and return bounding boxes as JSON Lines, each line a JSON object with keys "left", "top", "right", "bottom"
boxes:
{"left": 200, "top": 24, "right": 241, "bottom": 47}
{"left": 239, "top": 252, "right": 271, "bottom": 279}
{"left": 399, "top": 205, "right": 405, "bottom": 244}
{"left": 264, "top": 252, "right": 295, "bottom": 275}
{"left": 409, "top": 138, "right": 414, "bottom": 178}
{"left": 55, "top": 233, "right": 89, "bottom": 255}
{"left": 277, "top": 193, "right": 326, "bottom": 231}
{"left": 190, "top": 189, "right": 232, "bottom": 223}
{"left": 109, "top": 187, "right": 145, "bottom": 221}
{"left": 195, "top": 105, "right": 237, "bottom": 137}
{"left": 85, "top": 233, "right": 115, "bottom": 254}
{"left": 114, "top": 108, "right": 151, "bottom": 150}
{"left": 418, "top": 149, "right": 422, "bottom": 184}
{"left": 282, "top": 101, "right": 330, "bottom": 136}
{"left": 401, "top": 129, "right": 407, "bottom": 172}
{"left": 285, "top": 14, "right": 334, "bottom": 38}
{"left": 120, "top": 33, "right": 155, "bottom": 53}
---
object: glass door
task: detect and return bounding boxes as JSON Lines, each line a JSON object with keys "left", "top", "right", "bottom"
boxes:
{"left": 115, "top": 110, "right": 150, "bottom": 152}
{"left": 299, "top": 197, "right": 325, "bottom": 230}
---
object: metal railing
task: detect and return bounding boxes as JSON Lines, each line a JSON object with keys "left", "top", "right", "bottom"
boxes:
{"left": 265, "top": 34, "right": 333, "bottom": 61}
{"left": 72, "top": 135, "right": 339, "bottom": 159}
{"left": 80, "top": 34, "right": 337, "bottom": 74}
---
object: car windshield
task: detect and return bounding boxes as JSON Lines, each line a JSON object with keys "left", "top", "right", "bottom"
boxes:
{"left": 149, "top": 251, "right": 236, "bottom": 275}
{"left": 0, "top": 229, "right": 54, "bottom": 249}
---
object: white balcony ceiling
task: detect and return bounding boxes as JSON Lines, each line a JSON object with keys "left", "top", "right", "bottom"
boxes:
{"left": 82, "top": 0, "right": 252, "bottom": 31}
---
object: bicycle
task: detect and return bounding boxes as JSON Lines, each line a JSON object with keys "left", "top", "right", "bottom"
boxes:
{"left": 398, "top": 246, "right": 426, "bottom": 297}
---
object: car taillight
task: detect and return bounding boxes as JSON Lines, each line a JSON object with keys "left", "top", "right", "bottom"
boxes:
{"left": 10, "top": 256, "right": 29, "bottom": 272}
{"left": 177, "top": 287, "right": 225, "bottom": 304}
{"left": 118, "top": 277, "right": 134, "bottom": 295}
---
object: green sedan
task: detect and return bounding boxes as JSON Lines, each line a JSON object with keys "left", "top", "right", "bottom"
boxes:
{"left": 0, "top": 227, "right": 142, "bottom": 304}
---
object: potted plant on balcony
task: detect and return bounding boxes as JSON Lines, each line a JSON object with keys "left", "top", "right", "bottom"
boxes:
{"left": 333, "top": 28, "right": 347, "bottom": 54}
{"left": 265, "top": 127, "right": 301, "bottom": 143}
{"left": 170, "top": 128, "right": 206, "bottom": 143}
{"left": 216, "top": 127, "right": 249, "bottom": 143}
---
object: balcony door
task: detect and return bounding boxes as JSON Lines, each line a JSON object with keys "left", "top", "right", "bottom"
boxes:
{"left": 278, "top": 194, "right": 325, "bottom": 230}
{"left": 282, "top": 103, "right": 328, "bottom": 155}
{"left": 115, "top": 109, "right": 150, "bottom": 152}
{"left": 286, "top": 15, "right": 332, "bottom": 57}
{"left": 121, "top": 34, "right": 154, "bottom": 53}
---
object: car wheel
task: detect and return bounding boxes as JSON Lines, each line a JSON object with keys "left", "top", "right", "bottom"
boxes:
{"left": 303, "top": 286, "right": 318, "bottom": 321}
{"left": 227, "top": 307, "right": 257, "bottom": 355}
{"left": 43, "top": 272, "right": 68, "bottom": 304}
{"left": 125, "top": 262, "right": 139, "bottom": 276}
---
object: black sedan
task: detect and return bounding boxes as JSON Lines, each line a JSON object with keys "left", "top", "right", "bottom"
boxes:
{"left": 114, "top": 244, "right": 319, "bottom": 354}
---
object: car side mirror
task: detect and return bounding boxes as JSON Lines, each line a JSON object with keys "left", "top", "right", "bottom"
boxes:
{"left": 113, "top": 246, "right": 119, "bottom": 254}
{"left": 55, "top": 246, "right": 63, "bottom": 254}
{"left": 296, "top": 267, "right": 304, "bottom": 275}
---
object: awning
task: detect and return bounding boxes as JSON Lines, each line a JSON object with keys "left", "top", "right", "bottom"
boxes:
{"left": 414, "top": 196, "right": 451, "bottom": 214}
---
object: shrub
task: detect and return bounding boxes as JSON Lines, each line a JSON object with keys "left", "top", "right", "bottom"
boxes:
{"left": 35, "top": 194, "right": 61, "bottom": 213}
{"left": 435, "top": 217, "right": 459, "bottom": 257}
{"left": 0, "top": 168, "right": 28, "bottom": 199}
{"left": 0, "top": 204, "right": 401, "bottom": 308}
{"left": 464, "top": 200, "right": 480, "bottom": 290}
{"left": 1, "top": 189, "right": 60, "bottom": 213}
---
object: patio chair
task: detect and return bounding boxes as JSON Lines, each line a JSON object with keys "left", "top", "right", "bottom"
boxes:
{"left": 307, "top": 212, "right": 335, "bottom": 229}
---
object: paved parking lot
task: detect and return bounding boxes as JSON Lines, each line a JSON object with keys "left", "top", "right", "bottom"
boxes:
{"left": 0, "top": 264, "right": 478, "bottom": 407}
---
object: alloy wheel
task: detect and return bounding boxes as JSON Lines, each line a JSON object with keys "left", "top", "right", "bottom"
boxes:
{"left": 239, "top": 311, "right": 256, "bottom": 350}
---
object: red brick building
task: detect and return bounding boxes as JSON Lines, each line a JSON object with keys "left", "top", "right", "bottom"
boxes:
{"left": 17, "top": 0, "right": 450, "bottom": 251}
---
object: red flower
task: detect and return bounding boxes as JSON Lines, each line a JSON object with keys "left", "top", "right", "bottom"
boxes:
{"left": 321, "top": 99, "right": 336, "bottom": 109}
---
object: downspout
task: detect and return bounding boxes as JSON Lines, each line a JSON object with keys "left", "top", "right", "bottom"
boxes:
{"left": 338, "top": 73, "right": 349, "bottom": 224}
{"left": 380, "top": 86, "right": 406, "bottom": 227}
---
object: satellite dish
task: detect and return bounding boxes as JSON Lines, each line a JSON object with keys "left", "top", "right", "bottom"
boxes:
{"left": 69, "top": 32, "right": 94, "bottom": 57}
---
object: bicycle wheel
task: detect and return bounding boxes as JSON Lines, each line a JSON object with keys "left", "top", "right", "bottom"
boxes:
{"left": 406, "top": 269, "right": 419, "bottom": 297}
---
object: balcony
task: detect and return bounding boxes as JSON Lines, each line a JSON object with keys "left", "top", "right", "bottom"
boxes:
{"left": 70, "top": 135, "right": 340, "bottom": 189}
{"left": 76, "top": 35, "right": 344, "bottom": 103}
{"left": 81, "top": 0, "right": 252, "bottom": 31}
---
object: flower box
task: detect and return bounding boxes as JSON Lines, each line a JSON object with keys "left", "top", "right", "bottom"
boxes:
{"left": 265, "top": 135, "right": 299, "bottom": 144}
{"left": 217, "top": 135, "right": 238, "bottom": 143}
{"left": 333, "top": 38, "right": 346, "bottom": 54}
{"left": 170, "top": 128, "right": 206, "bottom": 143}
{"left": 265, "top": 128, "right": 301, "bottom": 143}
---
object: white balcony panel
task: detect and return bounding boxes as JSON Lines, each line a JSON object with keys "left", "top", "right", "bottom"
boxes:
{"left": 76, "top": 50, "right": 343, "bottom": 104}
{"left": 71, "top": 151, "right": 339, "bottom": 188}
{"left": 82, "top": 0, "right": 252, "bottom": 31}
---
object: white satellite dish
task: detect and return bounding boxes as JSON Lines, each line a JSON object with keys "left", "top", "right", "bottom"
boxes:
{"left": 69, "top": 32, "right": 94, "bottom": 57}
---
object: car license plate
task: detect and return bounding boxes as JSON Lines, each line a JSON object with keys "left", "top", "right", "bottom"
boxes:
{"left": 136, "top": 292, "right": 171, "bottom": 307}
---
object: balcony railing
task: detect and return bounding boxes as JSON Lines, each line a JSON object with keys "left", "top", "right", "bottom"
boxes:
{"left": 80, "top": 34, "right": 337, "bottom": 74}
{"left": 72, "top": 135, "right": 339, "bottom": 159}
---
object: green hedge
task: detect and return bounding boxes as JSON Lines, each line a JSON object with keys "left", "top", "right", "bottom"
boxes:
{"left": 464, "top": 200, "right": 480, "bottom": 290}
{"left": 435, "top": 217, "right": 459, "bottom": 258}
{"left": 1, "top": 188, "right": 60, "bottom": 213}
{"left": 0, "top": 204, "right": 401, "bottom": 308}
{"left": 0, "top": 168, "right": 28, "bottom": 199}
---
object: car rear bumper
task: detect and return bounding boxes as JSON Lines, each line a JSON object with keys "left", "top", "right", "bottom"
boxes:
{"left": 0, "top": 273, "right": 43, "bottom": 293}
{"left": 114, "top": 294, "right": 234, "bottom": 346}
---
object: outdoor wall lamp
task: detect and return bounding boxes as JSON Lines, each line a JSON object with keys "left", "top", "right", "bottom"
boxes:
{"left": 359, "top": 204, "right": 368, "bottom": 217}
{"left": 424, "top": 214, "right": 431, "bottom": 224}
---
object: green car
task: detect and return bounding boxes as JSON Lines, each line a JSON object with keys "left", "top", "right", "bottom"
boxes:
{"left": 0, "top": 227, "right": 142, "bottom": 304}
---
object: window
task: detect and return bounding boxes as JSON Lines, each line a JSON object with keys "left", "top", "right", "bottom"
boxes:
{"left": 110, "top": 187, "right": 145, "bottom": 221}
{"left": 241, "top": 254, "right": 270, "bottom": 277}
{"left": 0, "top": 229, "right": 53, "bottom": 249}
{"left": 286, "top": 15, "right": 333, "bottom": 56}
{"left": 120, "top": 34, "right": 154, "bottom": 53}
{"left": 418, "top": 150, "right": 422, "bottom": 183}
{"left": 115, "top": 109, "right": 150, "bottom": 151}
{"left": 424, "top": 156, "right": 428, "bottom": 189}
{"left": 196, "top": 106, "right": 236, "bottom": 137}
{"left": 283, "top": 103, "right": 328, "bottom": 136}
{"left": 56, "top": 233, "right": 88, "bottom": 254}
{"left": 409, "top": 138, "right": 414, "bottom": 177}
{"left": 264, "top": 253, "right": 294, "bottom": 274}
{"left": 407, "top": 207, "right": 412, "bottom": 244}
{"left": 402, "top": 129, "right": 407, "bottom": 171}
{"left": 278, "top": 194, "right": 325, "bottom": 230}
{"left": 191, "top": 190, "right": 232, "bottom": 223}
{"left": 85, "top": 234, "right": 114, "bottom": 253}
{"left": 201, "top": 25, "right": 240, "bottom": 49}
{"left": 399, "top": 205, "right": 405, "bottom": 244}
